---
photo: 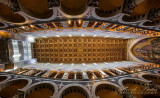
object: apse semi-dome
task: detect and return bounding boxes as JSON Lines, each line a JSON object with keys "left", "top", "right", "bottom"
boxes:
{"left": 131, "top": 37, "right": 160, "bottom": 64}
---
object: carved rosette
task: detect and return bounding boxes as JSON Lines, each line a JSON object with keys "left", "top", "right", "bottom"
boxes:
{"left": 121, "top": 88, "right": 134, "bottom": 98}
{"left": 15, "top": 90, "right": 25, "bottom": 98}
{"left": 87, "top": 0, "right": 99, "bottom": 7}
{"left": 8, "top": 0, "right": 20, "bottom": 12}
{"left": 145, "top": 81, "right": 156, "bottom": 89}
{"left": 122, "top": 0, "right": 136, "bottom": 14}
{"left": 48, "top": 0, "right": 60, "bottom": 8}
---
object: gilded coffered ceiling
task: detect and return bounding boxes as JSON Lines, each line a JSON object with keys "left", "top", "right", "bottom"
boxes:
{"left": 33, "top": 37, "right": 127, "bottom": 63}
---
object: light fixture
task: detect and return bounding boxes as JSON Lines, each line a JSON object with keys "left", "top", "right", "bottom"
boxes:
{"left": 42, "top": 36, "right": 47, "bottom": 38}
{"left": 81, "top": 34, "right": 84, "bottom": 37}
{"left": 55, "top": 35, "right": 60, "bottom": 37}
{"left": 138, "top": 69, "right": 141, "bottom": 71}
{"left": 59, "top": 63, "right": 63, "bottom": 66}
{"left": 68, "top": 34, "right": 72, "bottom": 37}
{"left": 21, "top": 26, "right": 25, "bottom": 29}
{"left": 104, "top": 62, "right": 108, "bottom": 64}
{"left": 30, "top": 25, "right": 34, "bottom": 28}
{"left": 93, "top": 63, "right": 97, "bottom": 65}
{"left": 14, "top": 66, "right": 17, "bottom": 70}
{"left": 78, "top": 20, "right": 81, "bottom": 24}
{"left": 13, "top": 54, "right": 21, "bottom": 57}
{"left": 45, "top": 63, "right": 50, "bottom": 65}
{"left": 27, "top": 36, "right": 35, "bottom": 42}
{"left": 93, "top": 35, "right": 97, "bottom": 37}
{"left": 68, "top": 20, "right": 71, "bottom": 24}
{"left": 92, "top": 76, "right": 95, "bottom": 79}
{"left": 115, "top": 36, "right": 121, "bottom": 38}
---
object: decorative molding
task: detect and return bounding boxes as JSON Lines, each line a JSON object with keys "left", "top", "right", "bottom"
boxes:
{"left": 92, "top": 81, "right": 124, "bottom": 98}
{"left": 147, "top": 8, "right": 160, "bottom": 21}
{"left": 138, "top": 73, "right": 160, "bottom": 80}
{"left": 118, "top": 14, "right": 150, "bottom": 24}
{"left": 92, "top": 8, "right": 123, "bottom": 20}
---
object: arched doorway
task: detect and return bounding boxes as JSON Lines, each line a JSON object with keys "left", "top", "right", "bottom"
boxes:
{"left": 0, "top": 79, "right": 29, "bottom": 98}
{"left": 142, "top": 74, "right": 160, "bottom": 85}
{"left": 60, "top": 86, "right": 90, "bottom": 98}
{"left": 26, "top": 83, "right": 56, "bottom": 98}
{"left": 95, "top": 84, "right": 122, "bottom": 98}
